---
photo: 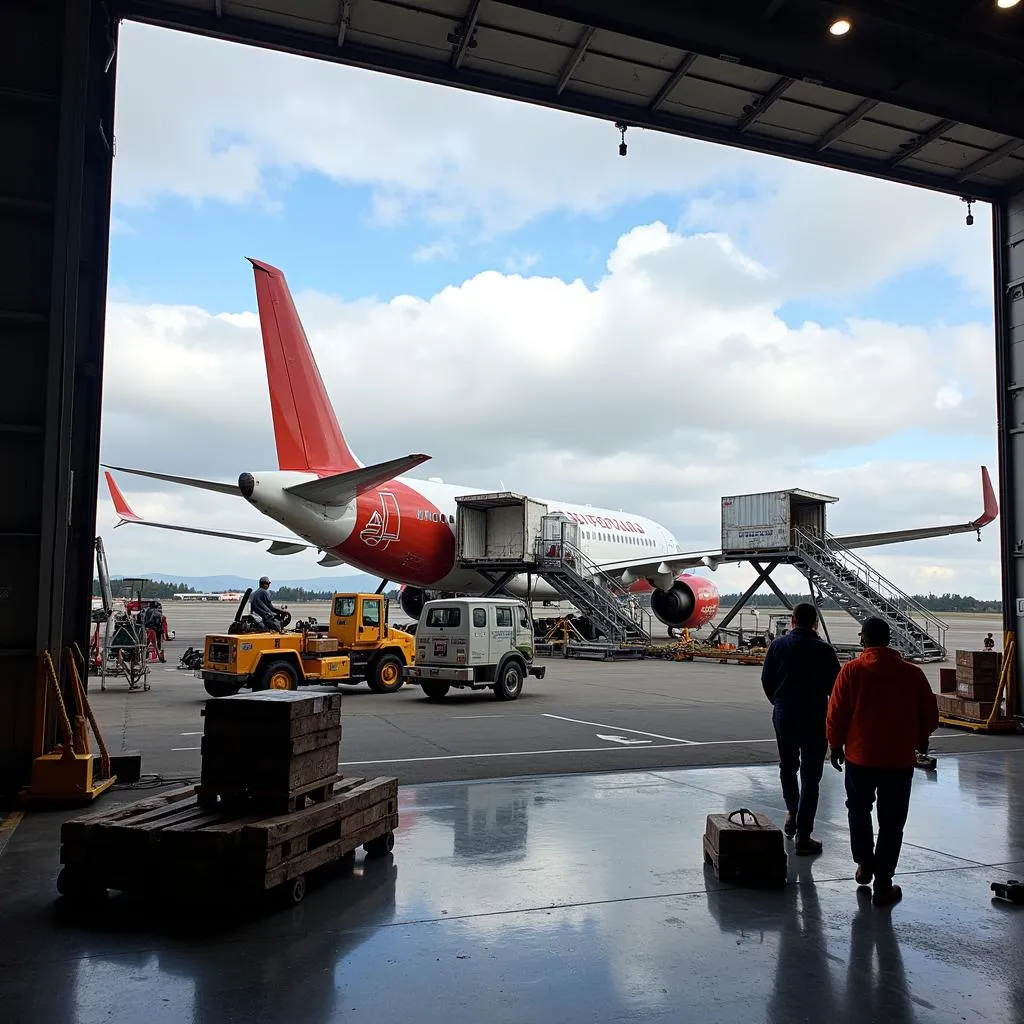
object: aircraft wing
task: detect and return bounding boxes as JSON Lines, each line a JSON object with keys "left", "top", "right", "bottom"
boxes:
{"left": 103, "top": 471, "right": 315, "bottom": 555}
{"left": 594, "top": 550, "right": 725, "bottom": 583}
{"left": 829, "top": 466, "right": 998, "bottom": 549}
{"left": 594, "top": 465, "right": 998, "bottom": 582}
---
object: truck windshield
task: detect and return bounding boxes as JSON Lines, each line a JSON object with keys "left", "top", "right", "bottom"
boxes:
{"left": 426, "top": 607, "right": 461, "bottom": 628}
{"left": 334, "top": 596, "right": 356, "bottom": 617}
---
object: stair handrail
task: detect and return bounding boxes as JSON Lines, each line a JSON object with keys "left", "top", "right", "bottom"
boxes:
{"left": 533, "top": 537, "right": 653, "bottom": 640}
{"left": 793, "top": 528, "right": 948, "bottom": 647}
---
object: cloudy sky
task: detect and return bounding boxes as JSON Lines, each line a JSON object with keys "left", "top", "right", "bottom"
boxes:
{"left": 99, "top": 21, "right": 1002, "bottom": 598}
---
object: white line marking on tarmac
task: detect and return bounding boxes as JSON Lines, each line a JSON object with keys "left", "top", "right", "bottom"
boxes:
{"left": 541, "top": 713, "right": 697, "bottom": 745}
{"left": 171, "top": 746, "right": 201, "bottom": 752}
{"left": 181, "top": 732, "right": 202, "bottom": 736}
{"left": 453, "top": 715, "right": 507, "bottom": 720}
{"left": 596, "top": 734, "right": 652, "bottom": 746}
{"left": 339, "top": 738, "right": 776, "bottom": 767}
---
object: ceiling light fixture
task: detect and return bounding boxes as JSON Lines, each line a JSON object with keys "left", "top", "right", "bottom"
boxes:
{"left": 829, "top": 17, "right": 852, "bottom": 35}
{"left": 996, "top": 0, "right": 1020, "bottom": 9}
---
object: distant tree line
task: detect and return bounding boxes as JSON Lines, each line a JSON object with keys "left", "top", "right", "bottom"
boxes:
{"left": 92, "top": 579, "right": 199, "bottom": 599}
{"left": 718, "top": 591, "right": 1002, "bottom": 613}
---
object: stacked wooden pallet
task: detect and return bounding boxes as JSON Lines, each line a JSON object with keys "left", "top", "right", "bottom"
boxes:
{"left": 937, "top": 650, "right": 1017, "bottom": 733}
{"left": 57, "top": 690, "right": 398, "bottom": 906}
{"left": 197, "top": 690, "right": 345, "bottom": 813}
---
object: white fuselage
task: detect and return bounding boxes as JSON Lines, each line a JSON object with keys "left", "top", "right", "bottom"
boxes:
{"left": 241, "top": 471, "right": 684, "bottom": 595}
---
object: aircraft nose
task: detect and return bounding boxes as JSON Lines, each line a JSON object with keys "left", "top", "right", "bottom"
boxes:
{"left": 238, "top": 472, "right": 255, "bottom": 498}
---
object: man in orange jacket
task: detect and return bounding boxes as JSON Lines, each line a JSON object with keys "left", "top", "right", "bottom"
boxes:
{"left": 826, "top": 617, "right": 939, "bottom": 908}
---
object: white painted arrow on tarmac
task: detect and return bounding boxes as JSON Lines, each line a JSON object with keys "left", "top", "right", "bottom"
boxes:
{"left": 596, "top": 734, "right": 653, "bottom": 746}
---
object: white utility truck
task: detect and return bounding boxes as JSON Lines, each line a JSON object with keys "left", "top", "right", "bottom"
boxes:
{"left": 403, "top": 597, "right": 546, "bottom": 701}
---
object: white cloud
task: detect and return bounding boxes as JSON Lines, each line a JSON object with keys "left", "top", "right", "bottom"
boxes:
{"left": 505, "top": 251, "right": 542, "bottom": 274}
{"left": 111, "top": 22, "right": 991, "bottom": 304}
{"left": 97, "top": 221, "right": 1001, "bottom": 596}
{"left": 412, "top": 240, "right": 457, "bottom": 264}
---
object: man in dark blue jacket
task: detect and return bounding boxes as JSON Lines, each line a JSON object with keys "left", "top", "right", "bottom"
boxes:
{"left": 760, "top": 602, "right": 841, "bottom": 855}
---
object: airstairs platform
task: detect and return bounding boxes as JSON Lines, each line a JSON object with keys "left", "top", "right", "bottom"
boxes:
{"left": 453, "top": 494, "right": 652, "bottom": 648}
{"left": 710, "top": 488, "right": 948, "bottom": 662}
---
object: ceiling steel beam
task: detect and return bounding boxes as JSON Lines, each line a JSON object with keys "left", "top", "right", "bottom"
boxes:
{"left": 737, "top": 75, "right": 792, "bottom": 132}
{"left": 649, "top": 51, "right": 696, "bottom": 112}
{"left": 489, "top": 0, "right": 1024, "bottom": 144}
{"left": 556, "top": 25, "right": 596, "bottom": 95}
{"left": 815, "top": 98, "right": 878, "bottom": 153}
{"left": 337, "top": 0, "right": 351, "bottom": 47}
{"left": 451, "top": 0, "right": 484, "bottom": 70}
{"left": 889, "top": 117, "right": 957, "bottom": 167}
{"left": 956, "top": 138, "right": 1024, "bottom": 185}
{"left": 116, "top": 0, "right": 1012, "bottom": 201}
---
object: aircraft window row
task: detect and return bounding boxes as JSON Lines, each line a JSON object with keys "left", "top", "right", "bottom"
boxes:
{"left": 581, "top": 529, "right": 656, "bottom": 548}
{"left": 417, "top": 510, "right": 455, "bottom": 524}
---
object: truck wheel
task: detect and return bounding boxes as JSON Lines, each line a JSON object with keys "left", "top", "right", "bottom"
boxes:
{"left": 494, "top": 661, "right": 524, "bottom": 701}
{"left": 367, "top": 653, "right": 405, "bottom": 694}
{"left": 257, "top": 659, "right": 299, "bottom": 691}
{"left": 421, "top": 682, "right": 450, "bottom": 700}
{"left": 204, "top": 679, "right": 240, "bottom": 698}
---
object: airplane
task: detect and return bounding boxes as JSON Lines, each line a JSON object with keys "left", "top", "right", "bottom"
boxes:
{"left": 102, "top": 258, "right": 1000, "bottom": 635}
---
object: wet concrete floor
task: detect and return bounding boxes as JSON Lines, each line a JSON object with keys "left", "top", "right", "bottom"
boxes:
{"left": 1, "top": 748, "right": 1021, "bottom": 1023}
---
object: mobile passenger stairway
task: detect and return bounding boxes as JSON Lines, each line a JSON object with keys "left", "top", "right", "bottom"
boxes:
{"left": 710, "top": 488, "right": 948, "bottom": 663}
{"left": 453, "top": 493, "right": 652, "bottom": 654}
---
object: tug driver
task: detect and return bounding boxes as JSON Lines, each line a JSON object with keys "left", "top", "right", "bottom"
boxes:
{"left": 250, "top": 576, "right": 286, "bottom": 632}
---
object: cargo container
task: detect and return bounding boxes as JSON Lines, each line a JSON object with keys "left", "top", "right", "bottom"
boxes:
{"left": 455, "top": 492, "right": 549, "bottom": 565}
{"left": 721, "top": 488, "right": 837, "bottom": 553}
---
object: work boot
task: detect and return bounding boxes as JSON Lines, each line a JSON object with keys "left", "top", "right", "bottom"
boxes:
{"left": 872, "top": 881, "right": 903, "bottom": 908}
{"left": 783, "top": 813, "right": 797, "bottom": 838}
{"left": 855, "top": 864, "right": 874, "bottom": 887}
{"left": 795, "top": 834, "right": 823, "bottom": 856}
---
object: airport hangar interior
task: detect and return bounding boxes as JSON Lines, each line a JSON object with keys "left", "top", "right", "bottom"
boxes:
{"left": 2, "top": 1, "right": 1024, "bottom": 1022}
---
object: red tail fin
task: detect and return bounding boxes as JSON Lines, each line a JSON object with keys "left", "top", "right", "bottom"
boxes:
{"left": 248, "top": 258, "right": 359, "bottom": 474}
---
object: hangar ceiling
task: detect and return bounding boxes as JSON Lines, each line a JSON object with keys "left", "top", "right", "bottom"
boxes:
{"left": 118, "top": 0, "right": 1024, "bottom": 199}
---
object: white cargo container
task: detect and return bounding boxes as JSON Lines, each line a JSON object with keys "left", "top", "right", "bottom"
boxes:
{"left": 721, "top": 488, "right": 837, "bottom": 553}
{"left": 455, "top": 492, "right": 549, "bottom": 564}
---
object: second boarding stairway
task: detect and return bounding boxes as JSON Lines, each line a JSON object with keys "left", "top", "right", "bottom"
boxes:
{"left": 532, "top": 540, "right": 652, "bottom": 646}
{"left": 793, "top": 528, "right": 947, "bottom": 662}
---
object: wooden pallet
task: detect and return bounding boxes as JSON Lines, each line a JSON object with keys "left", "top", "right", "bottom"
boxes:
{"left": 56, "top": 776, "right": 398, "bottom": 907}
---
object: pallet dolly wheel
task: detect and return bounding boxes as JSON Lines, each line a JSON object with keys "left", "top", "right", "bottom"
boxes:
{"left": 56, "top": 866, "right": 107, "bottom": 904}
{"left": 364, "top": 831, "right": 395, "bottom": 858}
{"left": 283, "top": 874, "right": 307, "bottom": 906}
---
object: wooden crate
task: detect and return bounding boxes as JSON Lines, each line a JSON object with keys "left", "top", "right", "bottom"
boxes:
{"left": 938, "top": 668, "right": 956, "bottom": 694}
{"left": 305, "top": 637, "right": 340, "bottom": 654}
{"left": 955, "top": 650, "right": 1002, "bottom": 672}
{"left": 199, "top": 689, "right": 344, "bottom": 810}
{"left": 703, "top": 808, "right": 787, "bottom": 888}
{"left": 956, "top": 678, "right": 1000, "bottom": 701}
{"left": 56, "top": 776, "right": 398, "bottom": 907}
{"left": 937, "top": 694, "right": 964, "bottom": 716}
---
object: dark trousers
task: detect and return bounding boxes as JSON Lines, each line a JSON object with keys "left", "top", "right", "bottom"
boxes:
{"left": 844, "top": 762, "right": 914, "bottom": 883}
{"left": 772, "top": 708, "right": 827, "bottom": 836}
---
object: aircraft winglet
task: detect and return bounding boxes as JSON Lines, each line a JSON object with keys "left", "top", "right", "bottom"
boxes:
{"left": 972, "top": 465, "right": 999, "bottom": 529}
{"left": 105, "top": 471, "right": 141, "bottom": 524}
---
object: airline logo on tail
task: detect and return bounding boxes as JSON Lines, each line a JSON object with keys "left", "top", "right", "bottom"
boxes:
{"left": 360, "top": 491, "right": 401, "bottom": 549}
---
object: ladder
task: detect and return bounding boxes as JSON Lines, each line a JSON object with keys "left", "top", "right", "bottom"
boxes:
{"left": 792, "top": 528, "right": 947, "bottom": 662}
{"left": 533, "top": 541, "right": 653, "bottom": 645}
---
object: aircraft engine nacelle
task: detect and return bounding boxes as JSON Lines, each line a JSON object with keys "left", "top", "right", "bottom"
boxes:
{"left": 648, "top": 573, "right": 720, "bottom": 630}
{"left": 398, "top": 585, "right": 449, "bottom": 620}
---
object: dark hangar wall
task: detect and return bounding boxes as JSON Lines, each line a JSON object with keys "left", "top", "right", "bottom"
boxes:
{"left": 0, "top": 0, "right": 116, "bottom": 792}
